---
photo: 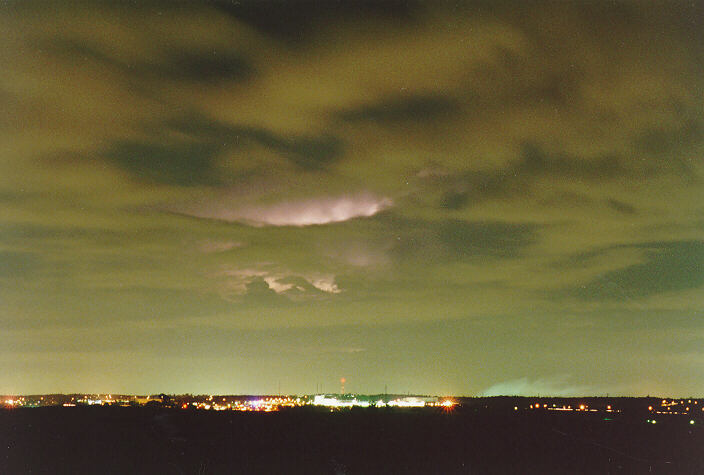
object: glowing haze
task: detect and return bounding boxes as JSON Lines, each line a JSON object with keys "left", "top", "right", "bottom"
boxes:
{"left": 0, "top": 1, "right": 702, "bottom": 396}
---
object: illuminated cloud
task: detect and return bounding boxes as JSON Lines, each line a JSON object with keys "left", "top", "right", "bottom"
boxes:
{"left": 308, "top": 275, "right": 341, "bottom": 294}
{"left": 218, "top": 267, "right": 341, "bottom": 299}
{"left": 184, "top": 194, "right": 392, "bottom": 227}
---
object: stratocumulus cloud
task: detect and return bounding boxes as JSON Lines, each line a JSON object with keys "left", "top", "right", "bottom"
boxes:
{"left": 183, "top": 194, "right": 392, "bottom": 226}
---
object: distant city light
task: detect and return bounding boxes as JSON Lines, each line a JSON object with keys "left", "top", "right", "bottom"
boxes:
{"left": 3, "top": 394, "right": 702, "bottom": 421}
{"left": 387, "top": 398, "right": 426, "bottom": 408}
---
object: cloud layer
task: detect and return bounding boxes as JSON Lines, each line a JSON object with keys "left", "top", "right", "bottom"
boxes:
{"left": 0, "top": 1, "right": 702, "bottom": 395}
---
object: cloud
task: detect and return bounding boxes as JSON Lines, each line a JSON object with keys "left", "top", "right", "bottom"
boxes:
{"left": 1, "top": 1, "right": 703, "bottom": 394}
{"left": 197, "top": 240, "right": 244, "bottom": 254}
{"left": 573, "top": 241, "right": 704, "bottom": 300}
{"left": 218, "top": 267, "right": 341, "bottom": 301}
{"left": 184, "top": 194, "right": 392, "bottom": 226}
{"left": 605, "top": 198, "right": 637, "bottom": 215}
{"left": 214, "top": 0, "right": 421, "bottom": 43}
{"left": 480, "top": 376, "right": 592, "bottom": 397}
{"left": 105, "top": 140, "right": 221, "bottom": 186}
{"left": 337, "top": 94, "right": 461, "bottom": 124}
{"left": 308, "top": 275, "right": 341, "bottom": 294}
{"left": 48, "top": 36, "right": 254, "bottom": 86}
{"left": 241, "top": 277, "right": 289, "bottom": 305}
{"left": 101, "top": 114, "right": 346, "bottom": 186}
{"left": 432, "top": 142, "right": 633, "bottom": 211}
{"left": 386, "top": 217, "right": 538, "bottom": 263}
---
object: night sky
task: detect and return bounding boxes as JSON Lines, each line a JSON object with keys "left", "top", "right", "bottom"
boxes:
{"left": 1, "top": 1, "right": 703, "bottom": 396}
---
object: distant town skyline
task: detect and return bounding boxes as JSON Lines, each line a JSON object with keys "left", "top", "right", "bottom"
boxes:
{"left": 1, "top": 1, "right": 702, "bottom": 396}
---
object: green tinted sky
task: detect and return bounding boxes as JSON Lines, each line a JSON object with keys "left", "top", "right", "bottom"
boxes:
{"left": 1, "top": 1, "right": 703, "bottom": 396}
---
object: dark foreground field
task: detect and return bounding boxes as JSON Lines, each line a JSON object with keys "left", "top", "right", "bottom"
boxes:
{"left": 1, "top": 406, "right": 703, "bottom": 474}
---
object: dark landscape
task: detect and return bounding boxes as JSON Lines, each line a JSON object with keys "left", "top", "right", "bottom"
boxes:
{"left": 3, "top": 399, "right": 704, "bottom": 474}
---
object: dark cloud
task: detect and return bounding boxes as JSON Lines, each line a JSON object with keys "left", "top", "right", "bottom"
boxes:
{"left": 215, "top": 0, "right": 421, "bottom": 43}
{"left": 217, "top": 126, "right": 344, "bottom": 172}
{"left": 634, "top": 118, "right": 703, "bottom": 156}
{"left": 633, "top": 118, "right": 703, "bottom": 180}
{"left": 47, "top": 38, "right": 253, "bottom": 86}
{"left": 383, "top": 215, "right": 538, "bottom": 263}
{"left": 277, "top": 275, "right": 329, "bottom": 298}
{"left": 204, "top": 125, "right": 344, "bottom": 172}
{"left": 440, "top": 190, "right": 470, "bottom": 210}
{"left": 338, "top": 94, "right": 461, "bottom": 124}
{"left": 574, "top": 241, "right": 704, "bottom": 300}
{"left": 161, "top": 49, "right": 252, "bottom": 84}
{"left": 463, "top": 46, "right": 584, "bottom": 111}
{"left": 105, "top": 140, "right": 220, "bottom": 186}
{"left": 48, "top": 38, "right": 123, "bottom": 71}
{"left": 171, "top": 113, "right": 343, "bottom": 169}
{"left": 437, "top": 143, "right": 631, "bottom": 209}
{"left": 237, "top": 274, "right": 340, "bottom": 306}
{"left": 103, "top": 114, "right": 345, "bottom": 184}
{"left": 606, "top": 198, "right": 636, "bottom": 215}
{"left": 437, "top": 220, "right": 537, "bottom": 259}
{"left": 242, "top": 277, "right": 288, "bottom": 305}
{"left": 277, "top": 134, "right": 344, "bottom": 171}
{"left": 517, "top": 144, "right": 626, "bottom": 180}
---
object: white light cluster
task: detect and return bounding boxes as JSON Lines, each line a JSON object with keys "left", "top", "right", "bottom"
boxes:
{"left": 312, "top": 395, "right": 370, "bottom": 407}
{"left": 311, "top": 395, "right": 434, "bottom": 408}
{"left": 387, "top": 398, "right": 426, "bottom": 408}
